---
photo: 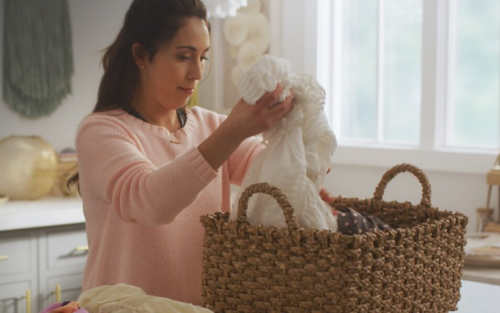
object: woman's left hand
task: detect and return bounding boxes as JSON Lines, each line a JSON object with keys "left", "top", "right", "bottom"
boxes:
{"left": 320, "top": 187, "right": 338, "bottom": 217}
{"left": 320, "top": 187, "right": 337, "bottom": 216}
{"left": 320, "top": 188, "right": 336, "bottom": 204}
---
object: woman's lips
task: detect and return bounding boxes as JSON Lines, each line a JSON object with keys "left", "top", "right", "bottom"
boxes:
{"left": 178, "top": 87, "right": 194, "bottom": 95}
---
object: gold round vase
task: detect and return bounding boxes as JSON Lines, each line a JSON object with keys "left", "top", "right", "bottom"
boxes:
{"left": 0, "top": 135, "right": 58, "bottom": 200}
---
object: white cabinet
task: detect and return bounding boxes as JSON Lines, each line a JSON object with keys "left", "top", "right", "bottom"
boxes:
{"left": 0, "top": 230, "right": 37, "bottom": 313}
{"left": 0, "top": 281, "right": 34, "bottom": 313}
{"left": 38, "top": 225, "right": 88, "bottom": 310}
{"left": 0, "top": 224, "right": 87, "bottom": 313}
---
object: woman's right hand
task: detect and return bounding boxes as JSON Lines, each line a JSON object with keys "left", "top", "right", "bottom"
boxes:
{"left": 224, "top": 84, "right": 294, "bottom": 142}
{"left": 198, "top": 84, "right": 293, "bottom": 170}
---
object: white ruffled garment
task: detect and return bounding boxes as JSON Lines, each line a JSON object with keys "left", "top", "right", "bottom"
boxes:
{"left": 230, "top": 54, "right": 338, "bottom": 231}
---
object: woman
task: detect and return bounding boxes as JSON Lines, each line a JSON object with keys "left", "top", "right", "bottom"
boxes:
{"left": 72, "top": 0, "right": 293, "bottom": 305}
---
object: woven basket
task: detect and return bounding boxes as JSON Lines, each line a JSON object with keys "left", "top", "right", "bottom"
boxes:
{"left": 200, "top": 164, "right": 468, "bottom": 313}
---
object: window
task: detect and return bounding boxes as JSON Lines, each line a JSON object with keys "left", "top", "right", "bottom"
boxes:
{"left": 447, "top": 0, "right": 499, "bottom": 148}
{"left": 317, "top": 0, "right": 499, "bottom": 173}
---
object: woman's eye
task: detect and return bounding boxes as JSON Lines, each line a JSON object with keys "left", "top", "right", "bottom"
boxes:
{"left": 201, "top": 56, "right": 209, "bottom": 61}
{"left": 178, "top": 55, "right": 190, "bottom": 61}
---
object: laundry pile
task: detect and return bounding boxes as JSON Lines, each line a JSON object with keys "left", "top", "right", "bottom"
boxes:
{"left": 38, "top": 284, "right": 213, "bottom": 313}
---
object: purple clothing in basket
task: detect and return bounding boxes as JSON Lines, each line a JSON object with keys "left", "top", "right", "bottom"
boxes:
{"left": 336, "top": 207, "right": 393, "bottom": 235}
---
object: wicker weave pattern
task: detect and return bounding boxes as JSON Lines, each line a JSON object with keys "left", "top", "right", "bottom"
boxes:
{"left": 200, "top": 164, "right": 468, "bottom": 313}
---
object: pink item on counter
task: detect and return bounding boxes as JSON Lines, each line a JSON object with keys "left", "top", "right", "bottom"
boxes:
{"left": 38, "top": 302, "right": 88, "bottom": 313}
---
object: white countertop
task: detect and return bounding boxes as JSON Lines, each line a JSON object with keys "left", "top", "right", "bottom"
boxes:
{"left": 458, "top": 280, "right": 500, "bottom": 312}
{"left": 0, "top": 196, "right": 84, "bottom": 232}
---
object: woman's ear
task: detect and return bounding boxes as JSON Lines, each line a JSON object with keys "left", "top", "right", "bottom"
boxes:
{"left": 132, "top": 43, "right": 147, "bottom": 69}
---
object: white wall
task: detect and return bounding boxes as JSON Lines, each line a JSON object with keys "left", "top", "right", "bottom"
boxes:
{"left": 0, "top": 0, "right": 495, "bottom": 233}
{"left": 0, "top": 0, "right": 132, "bottom": 152}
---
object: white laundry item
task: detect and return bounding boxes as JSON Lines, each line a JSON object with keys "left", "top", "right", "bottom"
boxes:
{"left": 237, "top": 54, "right": 292, "bottom": 104}
{"left": 230, "top": 55, "right": 338, "bottom": 231}
{"left": 77, "top": 284, "right": 213, "bottom": 313}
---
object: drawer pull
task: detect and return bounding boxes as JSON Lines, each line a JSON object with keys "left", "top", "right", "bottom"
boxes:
{"left": 74, "top": 245, "right": 89, "bottom": 252}
{"left": 23, "top": 289, "right": 31, "bottom": 313}
{"left": 55, "top": 284, "right": 61, "bottom": 302}
{"left": 0, "top": 255, "right": 8, "bottom": 261}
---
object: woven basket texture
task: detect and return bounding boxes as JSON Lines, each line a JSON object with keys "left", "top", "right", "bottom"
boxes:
{"left": 200, "top": 164, "right": 468, "bottom": 313}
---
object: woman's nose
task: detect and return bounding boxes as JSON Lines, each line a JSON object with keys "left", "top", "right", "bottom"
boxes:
{"left": 188, "top": 60, "right": 203, "bottom": 80}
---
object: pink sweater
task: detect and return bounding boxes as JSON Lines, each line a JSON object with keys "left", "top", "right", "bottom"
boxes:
{"left": 76, "top": 107, "right": 263, "bottom": 305}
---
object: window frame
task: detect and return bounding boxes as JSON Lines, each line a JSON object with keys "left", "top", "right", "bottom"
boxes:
{"left": 315, "top": 0, "right": 498, "bottom": 175}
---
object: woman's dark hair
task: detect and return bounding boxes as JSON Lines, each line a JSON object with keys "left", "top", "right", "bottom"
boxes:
{"left": 68, "top": 0, "right": 209, "bottom": 189}
{"left": 96, "top": 0, "right": 209, "bottom": 113}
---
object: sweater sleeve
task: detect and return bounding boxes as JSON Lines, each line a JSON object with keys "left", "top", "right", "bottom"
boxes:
{"left": 209, "top": 112, "right": 264, "bottom": 186}
{"left": 75, "top": 115, "right": 217, "bottom": 226}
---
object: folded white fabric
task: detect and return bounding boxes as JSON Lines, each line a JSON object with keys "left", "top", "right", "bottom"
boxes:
{"left": 230, "top": 54, "right": 338, "bottom": 231}
{"left": 77, "top": 284, "right": 213, "bottom": 313}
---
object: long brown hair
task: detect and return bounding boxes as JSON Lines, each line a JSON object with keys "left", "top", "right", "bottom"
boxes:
{"left": 68, "top": 0, "right": 210, "bottom": 189}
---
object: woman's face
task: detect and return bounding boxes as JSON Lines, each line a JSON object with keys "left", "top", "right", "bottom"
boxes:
{"left": 139, "top": 17, "right": 210, "bottom": 111}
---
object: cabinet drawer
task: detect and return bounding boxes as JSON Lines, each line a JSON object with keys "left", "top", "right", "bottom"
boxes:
{"left": 40, "top": 273, "right": 83, "bottom": 308}
{"left": 0, "top": 280, "right": 33, "bottom": 313}
{"left": 41, "top": 226, "right": 88, "bottom": 271}
{"left": 0, "top": 231, "right": 35, "bottom": 277}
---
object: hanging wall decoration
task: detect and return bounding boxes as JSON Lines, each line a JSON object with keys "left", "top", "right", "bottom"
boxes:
{"left": 223, "top": 0, "right": 270, "bottom": 87}
{"left": 3, "top": 0, "right": 74, "bottom": 119}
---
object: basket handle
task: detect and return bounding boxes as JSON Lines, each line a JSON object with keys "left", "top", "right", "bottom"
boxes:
{"left": 373, "top": 163, "right": 431, "bottom": 207}
{"left": 237, "top": 182, "right": 299, "bottom": 230}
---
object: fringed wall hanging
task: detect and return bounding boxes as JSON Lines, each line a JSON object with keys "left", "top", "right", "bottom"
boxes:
{"left": 3, "top": 0, "right": 73, "bottom": 119}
